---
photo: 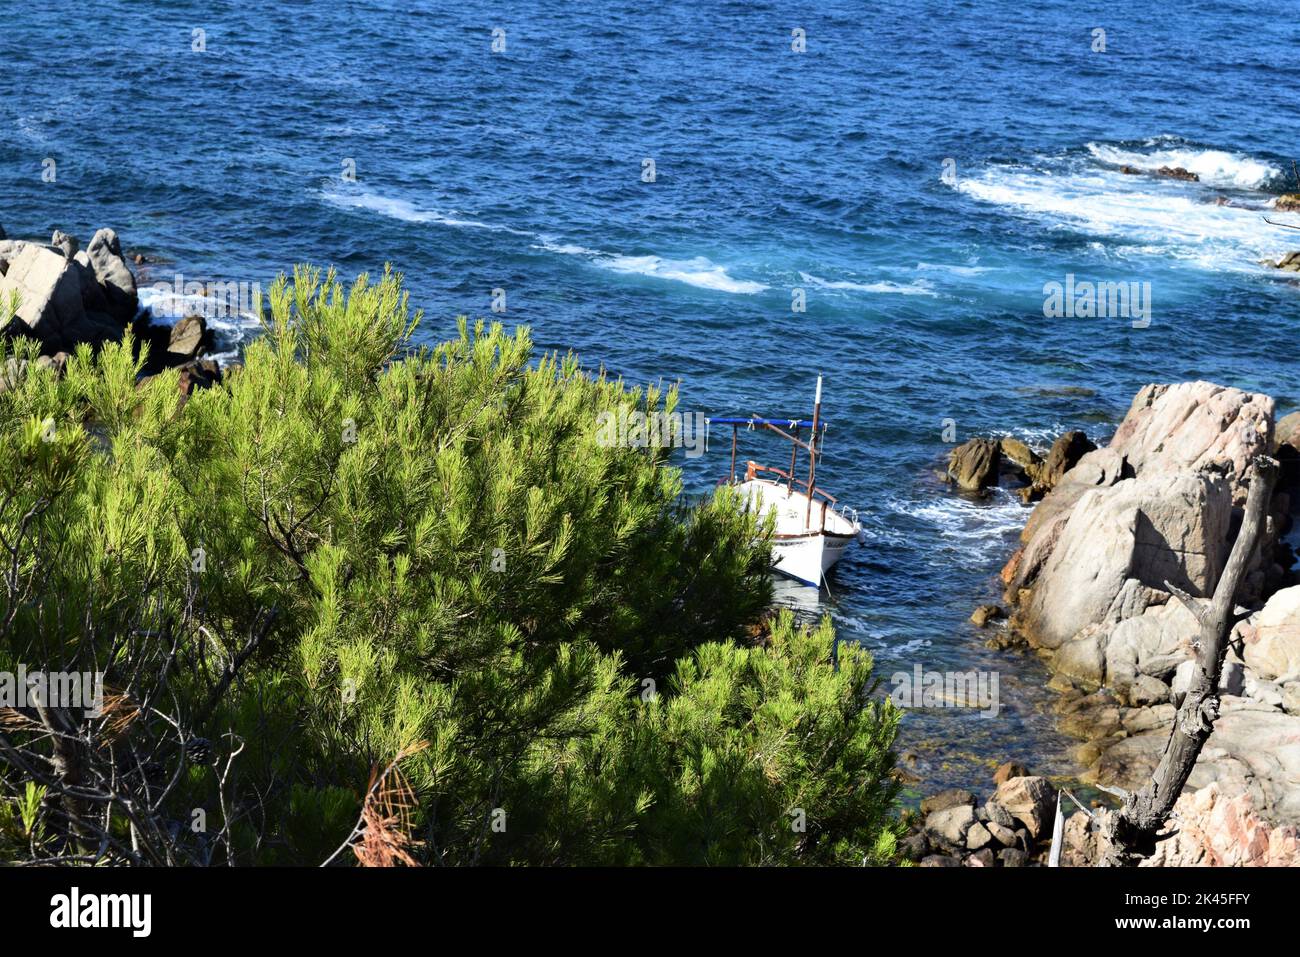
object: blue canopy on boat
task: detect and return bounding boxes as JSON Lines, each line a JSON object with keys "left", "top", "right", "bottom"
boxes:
{"left": 706, "top": 416, "right": 822, "bottom": 429}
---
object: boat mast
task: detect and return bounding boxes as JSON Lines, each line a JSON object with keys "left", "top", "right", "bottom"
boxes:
{"left": 730, "top": 424, "right": 738, "bottom": 483}
{"left": 805, "top": 376, "right": 822, "bottom": 530}
{"left": 787, "top": 425, "right": 799, "bottom": 496}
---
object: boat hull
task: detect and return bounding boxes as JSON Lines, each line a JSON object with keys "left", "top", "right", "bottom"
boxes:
{"left": 734, "top": 478, "right": 860, "bottom": 587}
{"left": 772, "top": 530, "right": 856, "bottom": 586}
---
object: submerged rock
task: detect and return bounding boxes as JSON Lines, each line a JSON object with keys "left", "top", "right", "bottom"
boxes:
{"left": 970, "top": 604, "right": 1005, "bottom": 627}
{"left": 1269, "top": 251, "right": 1300, "bottom": 272}
{"left": 920, "top": 788, "right": 976, "bottom": 816}
{"left": 947, "top": 437, "right": 1000, "bottom": 491}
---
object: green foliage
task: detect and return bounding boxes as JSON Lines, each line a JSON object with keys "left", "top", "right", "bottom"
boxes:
{"left": 0, "top": 266, "right": 901, "bottom": 866}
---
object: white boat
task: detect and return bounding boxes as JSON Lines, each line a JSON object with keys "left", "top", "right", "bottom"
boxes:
{"left": 709, "top": 377, "right": 863, "bottom": 587}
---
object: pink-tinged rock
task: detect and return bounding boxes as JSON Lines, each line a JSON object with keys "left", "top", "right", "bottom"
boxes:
{"left": 1142, "top": 783, "right": 1300, "bottom": 866}
{"left": 1108, "top": 382, "right": 1274, "bottom": 504}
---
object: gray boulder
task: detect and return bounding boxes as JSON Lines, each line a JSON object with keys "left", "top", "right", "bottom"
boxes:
{"left": 925, "top": 804, "right": 975, "bottom": 845}
{"left": 1129, "top": 673, "right": 1171, "bottom": 707}
{"left": 986, "top": 821, "right": 1018, "bottom": 847}
{"left": 965, "top": 821, "right": 993, "bottom": 850}
{"left": 167, "top": 315, "right": 208, "bottom": 363}
{"left": 0, "top": 243, "right": 87, "bottom": 343}
{"left": 1022, "top": 470, "right": 1230, "bottom": 650}
{"left": 1104, "top": 599, "right": 1199, "bottom": 696}
{"left": 51, "top": 229, "right": 78, "bottom": 259}
{"left": 983, "top": 799, "right": 1016, "bottom": 828}
{"left": 1107, "top": 382, "right": 1273, "bottom": 504}
{"left": 85, "top": 228, "right": 138, "bottom": 324}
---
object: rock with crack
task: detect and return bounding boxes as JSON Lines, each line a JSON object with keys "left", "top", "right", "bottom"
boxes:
{"left": 1019, "top": 469, "right": 1230, "bottom": 650}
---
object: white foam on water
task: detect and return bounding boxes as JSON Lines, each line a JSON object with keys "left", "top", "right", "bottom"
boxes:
{"left": 996, "top": 423, "right": 1082, "bottom": 449}
{"left": 915, "top": 261, "right": 993, "bottom": 277}
{"left": 958, "top": 166, "right": 1288, "bottom": 272}
{"left": 323, "top": 187, "right": 767, "bottom": 295}
{"left": 137, "top": 286, "right": 262, "bottom": 365}
{"left": 532, "top": 236, "right": 602, "bottom": 257}
{"left": 891, "top": 488, "right": 1027, "bottom": 565}
{"left": 598, "top": 254, "right": 767, "bottom": 294}
{"left": 320, "top": 186, "right": 532, "bottom": 235}
{"left": 1085, "top": 141, "right": 1280, "bottom": 189}
{"left": 798, "top": 272, "right": 939, "bottom": 296}
{"left": 538, "top": 238, "right": 766, "bottom": 294}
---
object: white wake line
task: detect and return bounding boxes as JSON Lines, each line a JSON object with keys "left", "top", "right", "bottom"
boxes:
{"left": 798, "top": 271, "right": 940, "bottom": 297}
{"left": 321, "top": 186, "right": 768, "bottom": 295}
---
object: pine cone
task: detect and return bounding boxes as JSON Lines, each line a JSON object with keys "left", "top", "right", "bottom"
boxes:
{"left": 185, "top": 737, "right": 214, "bottom": 765}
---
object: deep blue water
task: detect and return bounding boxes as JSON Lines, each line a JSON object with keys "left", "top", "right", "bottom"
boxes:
{"left": 5, "top": 0, "right": 1299, "bottom": 795}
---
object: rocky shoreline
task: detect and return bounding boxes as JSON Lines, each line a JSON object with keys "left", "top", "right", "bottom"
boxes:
{"left": 931, "top": 381, "right": 1300, "bottom": 865}
{"left": 0, "top": 223, "right": 224, "bottom": 394}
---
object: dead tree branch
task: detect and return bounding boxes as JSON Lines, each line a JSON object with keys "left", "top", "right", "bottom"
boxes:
{"left": 1097, "top": 455, "right": 1279, "bottom": 866}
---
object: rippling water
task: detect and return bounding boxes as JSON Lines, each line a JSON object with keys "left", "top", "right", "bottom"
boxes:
{"left": 5, "top": 0, "right": 1299, "bottom": 796}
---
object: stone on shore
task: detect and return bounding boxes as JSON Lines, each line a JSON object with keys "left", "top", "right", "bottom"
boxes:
{"left": 965, "top": 821, "right": 993, "bottom": 850}
{"left": 0, "top": 225, "right": 150, "bottom": 356}
{"left": 1038, "top": 430, "right": 1096, "bottom": 488}
{"left": 1141, "top": 782, "right": 1300, "bottom": 866}
{"left": 168, "top": 315, "right": 208, "bottom": 363}
{"left": 925, "top": 804, "right": 976, "bottom": 845}
{"left": 998, "top": 437, "right": 1042, "bottom": 478}
{"left": 0, "top": 243, "right": 86, "bottom": 342}
{"left": 919, "top": 787, "right": 976, "bottom": 816}
{"left": 992, "top": 760, "right": 1028, "bottom": 785}
{"left": 1244, "top": 585, "right": 1300, "bottom": 681}
{"left": 992, "top": 775, "right": 1056, "bottom": 838}
{"left": 1106, "top": 382, "right": 1273, "bottom": 503}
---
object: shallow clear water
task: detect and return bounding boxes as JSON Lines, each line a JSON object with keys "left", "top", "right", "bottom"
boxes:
{"left": 5, "top": 0, "right": 1299, "bottom": 796}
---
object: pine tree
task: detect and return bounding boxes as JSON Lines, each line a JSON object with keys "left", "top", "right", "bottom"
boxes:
{"left": 0, "top": 269, "right": 902, "bottom": 866}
